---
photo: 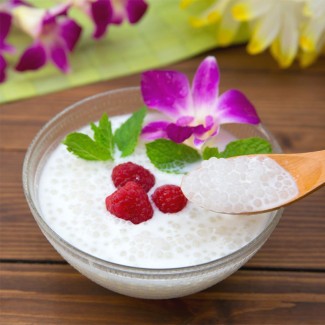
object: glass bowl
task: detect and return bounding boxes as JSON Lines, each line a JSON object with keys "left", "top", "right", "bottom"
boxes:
{"left": 23, "top": 87, "right": 283, "bottom": 299}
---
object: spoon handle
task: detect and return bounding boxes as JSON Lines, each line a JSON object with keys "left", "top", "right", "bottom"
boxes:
{"left": 293, "top": 150, "right": 325, "bottom": 193}
{"left": 302, "top": 150, "right": 325, "bottom": 164}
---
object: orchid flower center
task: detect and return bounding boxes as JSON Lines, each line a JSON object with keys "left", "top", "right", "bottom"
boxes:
{"left": 40, "top": 23, "right": 58, "bottom": 45}
{"left": 111, "top": 0, "right": 127, "bottom": 16}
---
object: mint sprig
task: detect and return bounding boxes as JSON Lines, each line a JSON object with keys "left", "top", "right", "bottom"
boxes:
{"left": 63, "top": 132, "right": 113, "bottom": 161}
{"left": 63, "top": 109, "right": 273, "bottom": 173}
{"left": 63, "top": 113, "right": 114, "bottom": 161}
{"left": 114, "top": 107, "right": 147, "bottom": 157}
{"left": 146, "top": 139, "right": 201, "bottom": 173}
{"left": 90, "top": 113, "right": 114, "bottom": 157}
{"left": 202, "top": 137, "right": 272, "bottom": 160}
{"left": 63, "top": 108, "right": 146, "bottom": 161}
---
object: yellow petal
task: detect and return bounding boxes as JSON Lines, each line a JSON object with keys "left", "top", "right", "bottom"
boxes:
{"left": 217, "top": 9, "right": 241, "bottom": 46}
{"left": 232, "top": 0, "right": 272, "bottom": 21}
{"left": 300, "top": 35, "right": 316, "bottom": 52}
{"left": 271, "top": 36, "right": 298, "bottom": 69}
{"left": 247, "top": 7, "right": 280, "bottom": 54}
{"left": 232, "top": 3, "right": 251, "bottom": 21}
{"left": 299, "top": 50, "right": 319, "bottom": 67}
{"left": 300, "top": 18, "right": 325, "bottom": 52}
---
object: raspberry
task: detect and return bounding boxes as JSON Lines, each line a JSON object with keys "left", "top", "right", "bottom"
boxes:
{"left": 105, "top": 181, "right": 153, "bottom": 224}
{"left": 152, "top": 185, "right": 188, "bottom": 213}
{"left": 111, "top": 162, "right": 155, "bottom": 192}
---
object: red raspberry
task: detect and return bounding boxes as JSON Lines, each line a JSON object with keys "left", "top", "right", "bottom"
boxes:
{"left": 105, "top": 181, "right": 153, "bottom": 224}
{"left": 152, "top": 185, "right": 188, "bottom": 213}
{"left": 111, "top": 162, "right": 155, "bottom": 192}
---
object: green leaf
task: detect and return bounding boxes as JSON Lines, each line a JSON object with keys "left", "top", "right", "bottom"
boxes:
{"left": 63, "top": 133, "right": 112, "bottom": 161}
{"left": 90, "top": 113, "right": 114, "bottom": 160}
{"left": 202, "top": 147, "right": 221, "bottom": 160}
{"left": 146, "top": 139, "right": 201, "bottom": 173}
{"left": 203, "top": 137, "right": 272, "bottom": 160}
{"left": 114, "top": 107, "right": 147, "bottom": 157}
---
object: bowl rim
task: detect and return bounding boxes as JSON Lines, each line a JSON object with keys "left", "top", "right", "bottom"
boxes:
{"left": 22, "top": 87, "right": 283, "bottom": 276}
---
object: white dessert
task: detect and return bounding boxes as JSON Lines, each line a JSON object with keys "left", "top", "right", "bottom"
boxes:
{"left": 38, "top": 114, "right": 271, "bottom": 269}
{"left": 181, "top": 156, "right": 299, "bottom": 214}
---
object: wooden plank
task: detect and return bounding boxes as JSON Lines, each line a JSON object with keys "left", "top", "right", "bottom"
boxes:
{"left": 1, "top": 263, "right": 324, "bottom": 324}
{"left": 1, "top": 151, "right": 324, "bottom": 267}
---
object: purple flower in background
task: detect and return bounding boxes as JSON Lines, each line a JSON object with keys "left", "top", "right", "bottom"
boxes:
{"left": 70, "top": 0, "right": 148, "bottom": 39}
{"left": 0, "top": 12, "right": 15, "bottom": 83}
{"left": 0, "top": 0, "right": 31, "bottom": 12}
{"left": 69, "top": 0, "right": 113, "bottom": 39}
{"left": 14, "top": 4, "right": 82, "bottom": 73}
{"left": 141, "top": 56, "right": 260, "bottom": 147}
{"left": 110, "top": 0, "right": 148, "bottom": 25}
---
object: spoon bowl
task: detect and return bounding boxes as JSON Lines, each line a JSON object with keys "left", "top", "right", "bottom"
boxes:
{"left": 181, "top": 150, "right": 325, "bottom": 215}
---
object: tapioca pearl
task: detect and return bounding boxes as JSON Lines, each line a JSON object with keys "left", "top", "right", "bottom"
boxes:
{"left": 253, "top": 199, "right": 262, "bottom": 208}
{"left": 234, "top": 203, "right": 244, "bottom": 211}
{"left": 279, "top": 190, "right": 289, "bottom": 200}
{"left": 91, "top": 231, "right": 100, "bottom": 238}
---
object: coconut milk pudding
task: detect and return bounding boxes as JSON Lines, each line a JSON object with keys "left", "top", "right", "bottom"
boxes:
{"left": 38, "top": 113, "right": 271, "bottom": 269}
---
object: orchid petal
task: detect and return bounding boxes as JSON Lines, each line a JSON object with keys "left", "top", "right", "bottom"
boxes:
{"left": 193, "top": 137, "right": 205, "bottom": 147}
{"left": 90, "top": 0, "right": 112, "bottom": 39}
{"left": 15, "top": 42, "right": 46, "bottom": 71}
{"left": 49, "top": 42, "right": 70, "bottom": 73}
{"left": 0, "top": 55, "right": 7, "bottom": 83}
{"left": 44, "top": 3, "right": 70, "bottom": 25}
{"left": 216, "top": 89, "right": 260, "bottom": 125}
{"left": 48, "top": 3, "right": 70, "bottom": 17}
{"left": 141, "top": 70, "right": 192, "bottom": 119}
{"left": 126, "top": 0, "right": 148, "bottom": 24}
{"left": 192, "top": 56, "right": 220, "bottom": 111}
{"left": 12, "top": 6, "right": 45, "bottom": 38}
{"left": 0, "top": 12, "right": 12, "bottom": 44}
{"left": 59, "top": 18, "right": 82, "bottom": 51}
{"left": 176, "top": 115, "right": 194, "bottom": 126}
{"left": 166, "top": 123, "right": 194, "bottom": 143}
{"left": 11, "top": 0, "right": 32, "bottom": 7}
{"left": 141, "top": 121, "right": 169, "bottom": 140}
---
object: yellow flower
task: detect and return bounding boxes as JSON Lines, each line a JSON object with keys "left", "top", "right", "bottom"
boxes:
{"left": 299, "top": 0, "right": 325, "bottom": 67}
{"left": 180, "top": 0, "right": 242, "bottom": 46}
{"left": 232, "top": 0, "right": 305, "bottom": 68}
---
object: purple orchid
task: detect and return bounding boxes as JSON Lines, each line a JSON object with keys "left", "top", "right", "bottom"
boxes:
{"left": 0, "top": 12, "right": 15, "bottom": 83}
{"left": 14, "top": 4, "right": 82, "bottom": 73}
{"left": 69, "top": 0, "right": 113, "bottom": 39}
{"left": 141, "top": 56, "right": 261, "bottom": 147}
{"left": 110, "top": 0, "right": 148, "bottom": 25}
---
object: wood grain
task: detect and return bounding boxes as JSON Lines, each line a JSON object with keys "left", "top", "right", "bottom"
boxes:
{"left": 1, "top": 263, "right": 324, "bottom": 325}
{"left": 1, "top": 46, "right": 325, "bottom": 323}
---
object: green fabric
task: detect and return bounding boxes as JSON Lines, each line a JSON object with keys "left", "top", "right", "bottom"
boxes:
{"left": 0, "top": 0, "right": 248, "bottom": 103}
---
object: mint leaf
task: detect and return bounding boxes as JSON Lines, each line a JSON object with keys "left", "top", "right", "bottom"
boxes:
{"left": 90, "top": 113, "right": 114, "bottom": 160}
{"left": 202, "top": 147, "right": 221, "bottom": 160}
{"left": 114, "top": 107, "right": 147, "bottom": 157}
{"left": 146, "top": 139, "right": 201, "bottom": 173}
{"left": 63, "top": 133, "right": 113, "bottom": 161}
{"left": 203, "top": 137, "right": 272, "bottom": 160}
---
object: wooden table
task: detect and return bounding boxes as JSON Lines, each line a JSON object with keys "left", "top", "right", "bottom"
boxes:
{"left": 1, "top": 47, "right": 325, "bottom": 324}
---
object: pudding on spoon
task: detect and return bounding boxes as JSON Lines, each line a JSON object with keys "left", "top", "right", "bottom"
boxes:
{"left": 181, "top": 151, "right": 325, "bottom": 215}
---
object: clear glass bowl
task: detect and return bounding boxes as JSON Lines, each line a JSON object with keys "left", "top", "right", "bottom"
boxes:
{"left": 23, "top": 87, "right": 283, "bottom": 299}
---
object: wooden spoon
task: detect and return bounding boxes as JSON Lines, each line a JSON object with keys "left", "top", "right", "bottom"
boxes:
{"left": 269, "top": 150, "right": 325, "bottom": 203}
{"left": 182, "top": 150, "right": 325, "bottom": 215}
